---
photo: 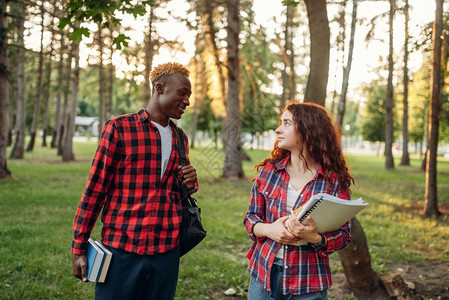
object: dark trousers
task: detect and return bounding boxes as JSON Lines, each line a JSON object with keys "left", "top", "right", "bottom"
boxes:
{"left": 95, "top": 245, "right": 180, "bottom": 300}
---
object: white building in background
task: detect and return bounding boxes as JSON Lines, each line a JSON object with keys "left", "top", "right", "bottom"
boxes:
{"left": 75, "top": 116, "right": 99, "bottom": 137}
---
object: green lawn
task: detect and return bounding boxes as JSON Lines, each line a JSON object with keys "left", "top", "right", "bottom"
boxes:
{"left": 0, "top": 141, "right": 448, "bottom": 299}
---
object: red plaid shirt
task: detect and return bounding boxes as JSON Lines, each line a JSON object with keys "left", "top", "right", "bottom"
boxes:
{"left": 243, "top": 155, "right": 351, "bottom": 295}
{"left": 72, "top": 109, "right": 198, "bottom": 256}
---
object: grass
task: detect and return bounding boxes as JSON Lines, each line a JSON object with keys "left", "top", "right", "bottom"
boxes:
{"left": 0, "top": 141, "right": 448, "bottom": 299}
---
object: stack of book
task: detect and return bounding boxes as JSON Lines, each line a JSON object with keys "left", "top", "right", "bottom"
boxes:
{"left": 86, "top": 238, "right": 113, "bottom": 283}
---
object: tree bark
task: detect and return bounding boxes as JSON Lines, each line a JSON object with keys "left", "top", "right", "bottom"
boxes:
{"left": 338, "top": 218, "right": 389, "bottom": 298}
{"left": 26, "top": 6, "right": 45, "bottom": 152}
{"left": 10, "top": 1, "right": 26, "bottom": 159}
{"left": 106, "top": 25, "right": 114, "bottom": 120}
{"left": 337, "top": 0, "right": 358, "bottom": 126}
{"left": 98, "top": 24, "right": 105, "bottom": 140}
{"left": 41, "top": 13, "right": 56, "bottom": 148}
{"left": 52, "top": 30, "right": 65, "bottom": 149}
{"left": 144, "top": 5, "right": 154, "bottom": 105}
{"left": 191, "top": 39, "right": 203, "bottom": 149}
{"left": 0, "top": 0, "right": 11, "bottom": 179}
{"left": 58, "top": 47, "right": 72, "bottom": 156}
{"left": 423, "top": 0, "right": 443, "bottom": 217}
{"left": 222, "top": 0, "right": 243, "bottom": 179}
{"left": 62, "top": 37, "right": 80, "bottom": 161}
{"left": 281, "top": 4, "right": 295, "bottom": 108}
{"left": 400, "top": 0, "right": 410, "bottom": 166}
{"left": 304, "top": 0, "right": 330, "bottom": 106}
{"left": 385, "top": 0, "right": 395, "bottom": 169}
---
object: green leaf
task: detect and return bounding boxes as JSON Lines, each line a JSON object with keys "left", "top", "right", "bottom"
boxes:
{"left": 68, "top": 27, "right": 91, "bottom": 42}
{"left": 113, "top": 34, "right": 130, "bottom": 50}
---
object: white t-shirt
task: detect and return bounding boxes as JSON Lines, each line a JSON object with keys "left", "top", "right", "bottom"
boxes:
{"left": 276, "top": 182, "right": 301, "bottom": 259}
{"left": 151, "top": 121, "right": 173, "bottom": 179}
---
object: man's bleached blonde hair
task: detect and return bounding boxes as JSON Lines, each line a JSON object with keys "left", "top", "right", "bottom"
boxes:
{"left": 149, "top": 62, "right": 190, "bottom": 85}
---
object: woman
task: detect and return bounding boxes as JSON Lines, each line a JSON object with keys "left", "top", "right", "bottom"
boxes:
{"left": 243, "top": 102, "right": 354, "bottom": 300}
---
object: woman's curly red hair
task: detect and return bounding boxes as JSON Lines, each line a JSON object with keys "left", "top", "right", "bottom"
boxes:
{"left": 256, "top": 102, "right": 354, "bottom": 190}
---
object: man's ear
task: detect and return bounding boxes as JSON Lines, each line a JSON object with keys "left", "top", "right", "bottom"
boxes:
{"left": 155, "top": 83, "right": 164, "bottom": 94}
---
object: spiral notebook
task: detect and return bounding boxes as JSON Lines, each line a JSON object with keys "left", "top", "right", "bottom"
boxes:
{"left": 288, "top": 193, "right": 368, "bottom": 245}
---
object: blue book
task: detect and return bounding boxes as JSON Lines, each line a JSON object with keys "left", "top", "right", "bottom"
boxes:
{"left": 86, "top": 238, "right": 105, "bottom": 282}
{"left": 94, "top": 240, "right": 112, "bottom": 283}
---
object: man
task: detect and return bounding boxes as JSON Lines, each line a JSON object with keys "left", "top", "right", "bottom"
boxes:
{"left": 71, "top": 62, "right": 198, "bottom": 300}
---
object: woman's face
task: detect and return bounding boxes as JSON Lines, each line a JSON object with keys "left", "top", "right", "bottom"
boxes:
{"left": 275, "top": 110, "right": 300, "bottom": 151}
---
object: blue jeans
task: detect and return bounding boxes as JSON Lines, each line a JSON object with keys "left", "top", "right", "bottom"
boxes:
{"left": 248, "top": 260, "right": 328, "bottom": 300}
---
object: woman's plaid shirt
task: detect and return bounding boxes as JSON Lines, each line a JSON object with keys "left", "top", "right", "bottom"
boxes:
{"left": 72, "top": 109, "right": 197, "bottom": 256}
{"left": 243, "top": 156, "right": 351, "bottom": 295}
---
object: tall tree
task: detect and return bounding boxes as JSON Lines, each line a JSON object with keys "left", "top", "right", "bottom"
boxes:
{"left": 222, "top": 0, "right": 243, "bottom": 179}
{"left": 51, "top": 29, "right": 66, "bottom": 149}
{"left": 424, "top": 0, "right": 444, "bottom": 217}
{"left": 41, "top": 9, "right": 57, "bottom": 147}
{"left": 337, "top": 0, "right": 358, "bottom": 126}
{"left": 62, "top": 35, "right": 80, "bottom": 161}
{"left": 58, "top": 47, "right": 72, "bottom": 156}
{"left": 304, "top": 0, "right": 330, "bottom": 106}
{"left": 97, "top": 23, "right": 105, "bottom": 139}
{"left": 385, "top": 0, "right": 395, "bottom": 169}
{"left": 26, "top": 5, "right": 45, "bottom": 152}
{"left": 400, "top": 0, "right": 410, "bottom": 166}
{"left": 281, "top": 4, "right": 296, "bottom": 108}
{"left": 0, "top": 0, "right": 11, "bottom": 179}
{"left": 143, "top": 4, "right": 155, "bottom": 105}
{"left": 10, "top": 1, "right": 26, "bottom": 159}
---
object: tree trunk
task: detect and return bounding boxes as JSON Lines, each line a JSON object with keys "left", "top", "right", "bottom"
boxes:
{"left": 26, "top": 6, "right": 45, "bottom": 152}
{"left": 337, "top": 0, "right": 358, "bottom": 126}
{"left": 338, "top": 218, "right": 389, "bottom": 298}
{"left": 0, "top": 0, "right": 11, "bottom": 179}
{"left": 205, "top": 0, "right": 226, "bottom": 103}
{"left": 62, "top": 37, "right": 80, "bottom": 161}
{"left": 41, "top": 14, "right": 55, "bottom": 148}
{"left": 222, "top": 0, "right": 243, "bottom": 179}
{"left": 51, "top": 30, "right": 65, "bottom": 148}
{"left": 144, "top": 5, "right": 154, "bottom": 105}
{"left": 191, "top": 38, "right": 203, "bottom": 149}
{"left": 10, "top": 1, "right": 26, "bottom": 159}
{"left": 304, "top": 0, "right": 330, "bottom": 106}
{"left": 106, "top": 25, "right": 114, "bottom": 120}
{"left": 385, "top": 0, "right": 395, "bottom": 169}
{"left": 400, "top": 0, "right": 410, "bottom": 166}
{"left": 58, "top": 48, "right": 73, "bottom": 156}
{"left": 331, "top": 1, "right": 346, "bottom": 115}
{"left": 281, "top": 4, "right": 295, "bottom": 108}
{"left": 98, "top": 24, "right": 105, "bottom": 140}
{"left": 423, "top": 0, "right": 443, "bottom": 217}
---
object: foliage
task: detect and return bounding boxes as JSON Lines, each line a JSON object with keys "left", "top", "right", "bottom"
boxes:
{"left": 361, "top": 82, "right": 388, "bottom": 143}
{"left": 407, "top": 54, "right": 431, "bottom": 144}
{"left": 59, "top": 0, "right": 154, "bottom": 48}
{"left": 240, "top": 6, "right": 279, "bottom": 137}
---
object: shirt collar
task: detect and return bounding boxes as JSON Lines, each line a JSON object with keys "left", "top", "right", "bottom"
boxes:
{"left": 138, "top": 108, "right": 177, "bottom": 129}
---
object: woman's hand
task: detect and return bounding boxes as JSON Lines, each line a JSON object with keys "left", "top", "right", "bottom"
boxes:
{"left": 286, "top": 212, "right": 322, "bottom": 244}
{"left": 254, "top": 216, "right": 302, "bottom": 244}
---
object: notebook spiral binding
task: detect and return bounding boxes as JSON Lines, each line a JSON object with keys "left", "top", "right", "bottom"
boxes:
{"left": 299, "top": 196, "right": 324, "bottom": 222}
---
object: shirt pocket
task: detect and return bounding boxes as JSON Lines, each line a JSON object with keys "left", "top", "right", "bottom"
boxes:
{"left": 257, "top": 184, "right": 282, "bottom": 216}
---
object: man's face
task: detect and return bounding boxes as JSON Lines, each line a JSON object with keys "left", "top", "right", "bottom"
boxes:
{"left": 157, "top": 73, "right": 192, "bottom": 120}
